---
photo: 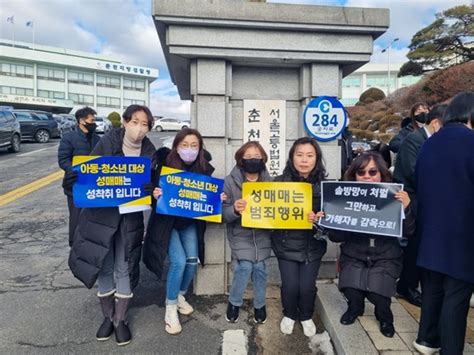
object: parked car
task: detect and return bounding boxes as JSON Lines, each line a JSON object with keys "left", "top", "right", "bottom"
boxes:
{"left": 30, "top": 111, "right": 61, "bottom": 138}
{"left": 95, "top": 116, "right": 112, "bottom": 134}
{"left": 53, "top": 114, "right": 74, "bottom": 137}
{"left": 12, "top": 110, "right": 58, "bottom": 143}
{"left": 153, "top": 118, "right": 190, "bottom": 132}
{"left": 0, "top": 110, "right": 21, "bottom": 152}
{"left": 59, "top": 114, "right": 78, "bottom": 131}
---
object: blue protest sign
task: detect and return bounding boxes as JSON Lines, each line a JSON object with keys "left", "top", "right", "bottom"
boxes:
{"left": 72, "top": 156, "right": 151, "bottom": 208}
{"left": 156, "top": 166, "right": 224, "bottom": 222}
{"left": 303, "top": 96, "right": 347, "bottom": 142}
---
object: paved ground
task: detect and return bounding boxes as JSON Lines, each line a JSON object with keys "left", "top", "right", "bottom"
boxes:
{"left": 0, "top": 131, "right": 333, "bottom": 354}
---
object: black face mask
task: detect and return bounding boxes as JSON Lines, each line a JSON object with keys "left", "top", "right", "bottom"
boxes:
{"left": 242, "top": 159, "right": 265, "bottom": 174}
{"left": 83, "top": 122, "right": 97, "bottom": 133}
{"left": 414, "top": 112, "right": 427, "bottom": 124}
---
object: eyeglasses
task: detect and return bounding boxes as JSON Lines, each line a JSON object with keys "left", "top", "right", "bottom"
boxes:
{"left": 356, "top": 169, "right": 379, "bottom": 177}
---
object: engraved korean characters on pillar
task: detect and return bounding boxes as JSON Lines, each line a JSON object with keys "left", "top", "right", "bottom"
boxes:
{"left": 243, "top": 100, "right": 286, "bottom": 177}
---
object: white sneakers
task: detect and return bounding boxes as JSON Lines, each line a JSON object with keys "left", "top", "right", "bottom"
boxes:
{"left": 412, "top": 340, "right": 440, "bottom": 354}
{"left": 165, "top": 304, "right": 182, "bottom": 335}
{"left": 177, "top": 294, "right": 194, "bottom": 315}
{"left": 470, "top": 294, "right": 474, "bottom": 308}
{"left": 301, "top": 319, "right": 317, "bottom": 337}
{"left": 280, "top": 316, "right": 296, "bottom": 334}
{"left": 280, "top": 317, "right": 316, "bottom": 337}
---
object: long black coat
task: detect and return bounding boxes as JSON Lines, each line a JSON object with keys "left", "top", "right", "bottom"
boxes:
{"left": 68, "top": 128, "right": 156, "bottom": 289}
{"left": 271, "top": 171, "right": 327, "bottom": 263}
{"left": 388, "top": 122, "right": 416, "bottom": 153}
{"left": 393, "top": 128, "right": 428, "bottom": 213}
{"left": 58, "top": 129, "right": 100, "bottom": 196}
{"left": 416, "top": 123, "right": 474, "bottom": 284}
{"left": 328, "top": 207, "right": 416, "bottom": 298}
{"left": 142, "top": 147, "right": 215, "bottom": 280}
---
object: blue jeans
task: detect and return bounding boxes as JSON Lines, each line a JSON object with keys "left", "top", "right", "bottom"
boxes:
{"left": 166, "top": 224, "right": 198, "bottom": 305}
{"left": 229, "top": 260, "right": 267, "bottom": 309}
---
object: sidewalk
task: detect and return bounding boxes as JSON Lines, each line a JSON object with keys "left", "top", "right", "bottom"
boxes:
{"left": 317, "top": 282, "right": 474, "bottom": 354}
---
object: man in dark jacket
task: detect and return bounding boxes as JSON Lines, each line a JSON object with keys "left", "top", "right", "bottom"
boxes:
{"left": 393, "top": 104, "right": 446, "bottom": 307}
{"left": 58, "top": 106, "right": 100, "bottom": 246}
{"left": 414, "top": 92, "right": 474, "bottom": 355}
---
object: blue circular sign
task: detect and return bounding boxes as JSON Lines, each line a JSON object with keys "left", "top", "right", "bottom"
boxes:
{"left": 303, "top": 96, "right": 347, "bottom": 142}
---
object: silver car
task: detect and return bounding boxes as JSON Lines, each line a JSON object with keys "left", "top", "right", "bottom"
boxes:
{"left": 95, "top": 116, "right": 112, "bottom": 134}
{"left": 153, "top": 118, "right": 190, "bottom": 132}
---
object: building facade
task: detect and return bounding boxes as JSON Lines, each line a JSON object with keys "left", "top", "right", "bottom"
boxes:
{"left": 341, "top": 62, "right": 421, "bottom": 106}
{"left": 0, "top": 39, "right": 158, "bottom": 115}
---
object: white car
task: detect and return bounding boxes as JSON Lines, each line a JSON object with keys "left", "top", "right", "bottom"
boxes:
{"left": 95, "top": 116, "right": 112, "bottom": 134}
{"left": 153, "top": 118, "right": 190, "bottom": 132}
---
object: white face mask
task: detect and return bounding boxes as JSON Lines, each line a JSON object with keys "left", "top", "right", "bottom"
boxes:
{"left": 125, "top": 124, "right": 148, "bottom": 143}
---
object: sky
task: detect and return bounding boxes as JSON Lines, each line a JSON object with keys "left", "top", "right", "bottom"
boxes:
{"left": 0, "top": 0, "right": 471, "bottom": 119}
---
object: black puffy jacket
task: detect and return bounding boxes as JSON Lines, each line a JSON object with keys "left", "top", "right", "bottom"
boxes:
{"left": 58, "top": 129, "right": 100, "bottom": 195}
{"left": 271, "top": 171, "right": 327, "bottom": 263}
{"left": 68, "top": 128, "right": 156, "bottom": 289}
{"left": 328, "top": 206, "right": 416, "bottom": 298}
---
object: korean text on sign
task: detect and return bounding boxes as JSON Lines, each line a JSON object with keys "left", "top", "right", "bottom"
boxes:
{"left": 241, "top": 182, "right": 312, "bottom": 230}
{"left": 156, "top": 166, "right": 224, "bottom": 223}
{"left": 72, "top": 155, "right": 151, "bottom": 208}
{"left": 319, "top": 181, "right": 404, "bottom": 238}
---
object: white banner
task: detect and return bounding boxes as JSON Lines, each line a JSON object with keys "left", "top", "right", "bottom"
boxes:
{"left": 243, "top": 100, "right": 286, "bottom": 177}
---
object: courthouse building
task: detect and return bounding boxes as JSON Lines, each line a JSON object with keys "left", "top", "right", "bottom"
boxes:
{"left": 341, "top": 63, "right": 422, "bottom": 106}
{"left": 0, "top": 39, "right": 158, "bottom": 115}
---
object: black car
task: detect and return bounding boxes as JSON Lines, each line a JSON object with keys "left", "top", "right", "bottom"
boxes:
{"left": 32, "top": 111, "right": 61, "bottom": 138}
{"left": 0, "top": 110, "right": 21, "bottom": 152}
{"left": 12, "top": 110, "right": 58, "bottom": 143}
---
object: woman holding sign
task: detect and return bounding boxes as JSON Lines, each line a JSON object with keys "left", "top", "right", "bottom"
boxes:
{"left": 143, "top": 128, "right": 222, "bottom": 335}
{"left": 69, "top": 105, "right": 155, "bottom": 346}
{"left": 222, "top": 141, "right": 272, "bottom": 324}
{"left": 324, "top": 152, "right": 415, "bottom": 338}
{"left": 271, "top": 137, "right": 328, "bottom": 337}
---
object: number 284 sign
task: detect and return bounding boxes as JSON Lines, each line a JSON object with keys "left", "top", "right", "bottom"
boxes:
{"left": 303, "top": 96, "right": 347, "bottom": 142}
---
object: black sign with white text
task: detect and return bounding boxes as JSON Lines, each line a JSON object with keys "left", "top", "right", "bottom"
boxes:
{"left": 319, "top": 181, "right": 404, "bottom": 238}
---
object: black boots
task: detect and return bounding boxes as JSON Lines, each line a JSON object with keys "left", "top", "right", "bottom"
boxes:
{"left": 96, "top": 290, "right": 115, "bottom": 341}
{"left": 113, "top": 293, "right": 133, "bottom": 346}
{"left": 96, "top": 291, "right": 133, "bottom": 346}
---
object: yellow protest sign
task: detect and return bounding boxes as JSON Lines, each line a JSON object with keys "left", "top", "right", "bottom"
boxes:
{"left": 241, "top": 182, "right": 313, "bottom": 230}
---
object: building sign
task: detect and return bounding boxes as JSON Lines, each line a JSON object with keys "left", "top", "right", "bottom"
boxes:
{"left": 319, "top": 181, "right": 404, "bottom": 238}
{"left": 72, "top": 156, "right": 151, "bottom": 208}
{"left": 303, "top": 96, "right": 347, "bottom": 142}
{"left": 0, "top": 94, "right": 73, "bottom": 108}
{"left": 156, "top": 167, "right": 224, "bottom": 223}
{"left": 243, "top": 100, "right": 286, "bottom": 177}
{"left": 241, "top": 182, "right": 313, "bottom": 230}
{"left": 96, "top": 61, "right": 154, "bottom": 77}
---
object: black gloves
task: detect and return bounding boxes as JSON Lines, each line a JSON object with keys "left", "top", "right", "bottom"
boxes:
{"left": 62, "top": 170, "right": 78, "bottom": 189}
{"left": 143, "top": 182, "right": 154, "bottom": 195}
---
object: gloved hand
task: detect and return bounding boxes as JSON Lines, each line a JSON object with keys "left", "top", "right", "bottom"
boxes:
{"left": 62, "top": 170, "right": 78, "bottom": 189}
{"left": 143, "top": 182, "right": 154, "bottom": 195}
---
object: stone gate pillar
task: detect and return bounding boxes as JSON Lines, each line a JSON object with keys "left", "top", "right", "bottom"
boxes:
{"left": 153, "top": 0, "right": 389, "bottom": 294}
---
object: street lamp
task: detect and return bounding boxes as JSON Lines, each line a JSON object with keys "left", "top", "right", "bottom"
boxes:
{"left": 381, "top": 37, "right": 399, "bottom": 95}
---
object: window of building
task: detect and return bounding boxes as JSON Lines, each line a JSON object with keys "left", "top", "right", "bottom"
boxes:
{"left": 123, "top": 78, "right": 145, "bottom": 92}
{"left": 0, "top": 61, "right": 34, "bottom": 78}
{"left": 399, "top": 75, "right": 420, "bottom": 87}
{"left": 97, "top": 74, "right": 120, "bottom": 88}
{"left": 342, "top": 76, "right": 361, "bottom": 88}
{"left": 366, "top": 75, "right": 395, "bottom": 88}
{"left": 340, "top": 98, "right": 359, "bottom": 106}
{"left": 0, "top": 85, "right": 34, "bottom": 96}
{"left": 69, "top": 93, "right": 94, "bottom": 105}
{"left": 38, "top": 90, "right": 65, "bottom": 99}
{"left": 68, "top": 71, "right": 94, "bottom": 85}
{"left": 123, "top": 98, "right": 145, "bottom": 109}
{"left": 97, "top": 95, "right": 120, "bottom": 108}
{"left": 37, "top": 66, "right": 65, "bottom": 81}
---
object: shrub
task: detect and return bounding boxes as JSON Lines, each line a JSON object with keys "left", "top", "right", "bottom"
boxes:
{"left": 359, "top": 88, "right": 386, "bottom": 104}
{"left": 108, "top": 111, "right": 122, "bottom": 128}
